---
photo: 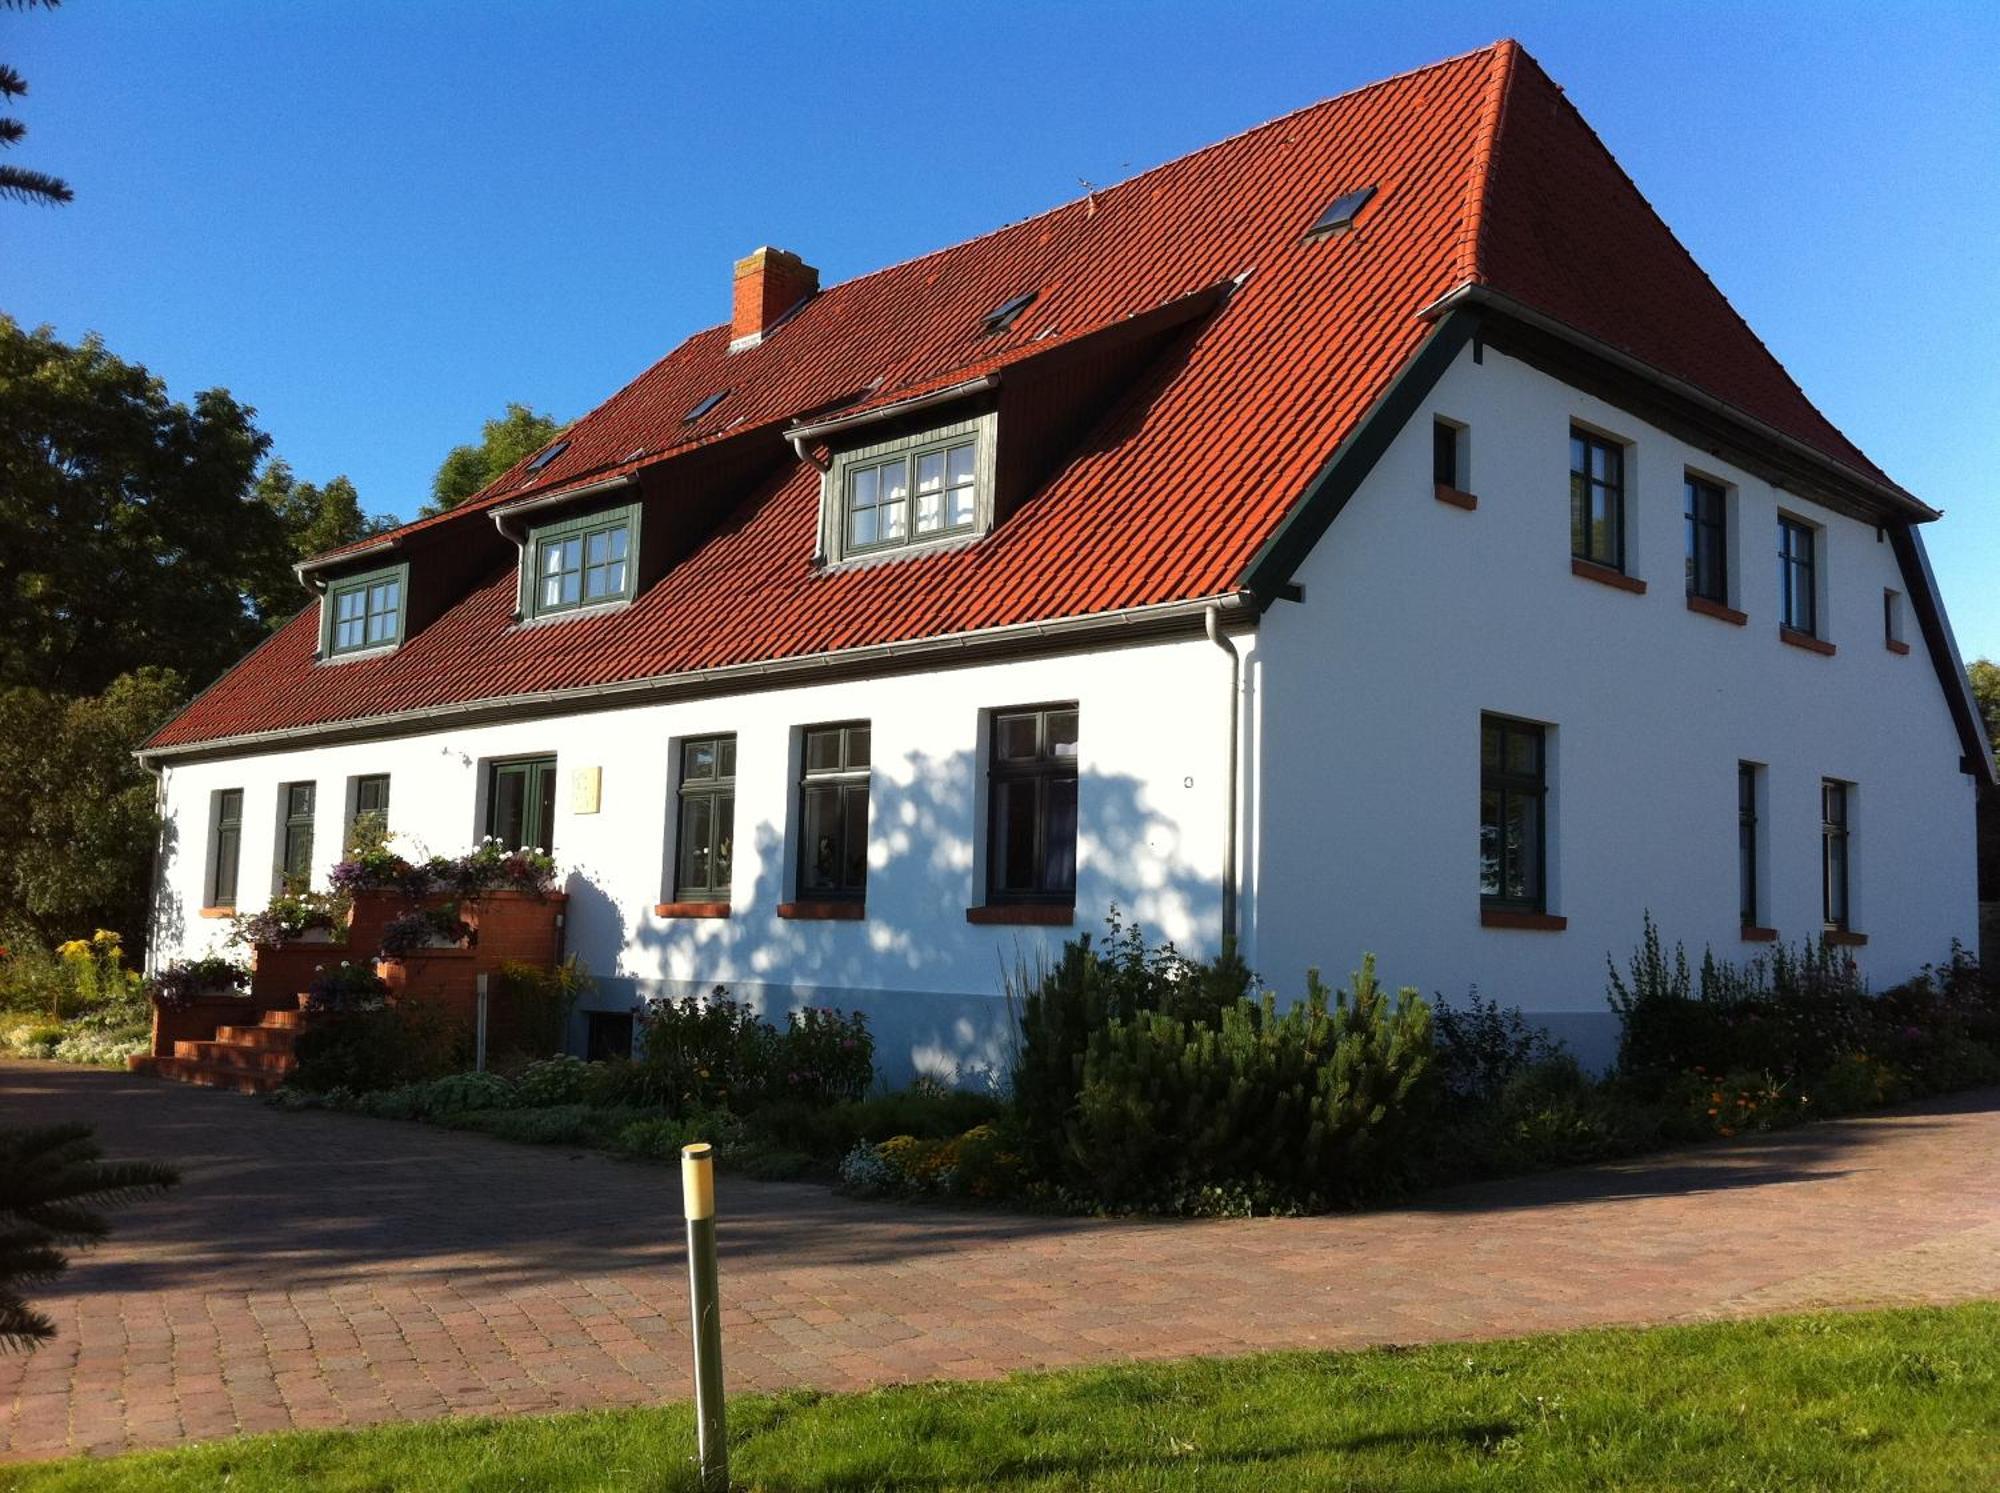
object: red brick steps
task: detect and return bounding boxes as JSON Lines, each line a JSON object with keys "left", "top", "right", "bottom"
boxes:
{"left": 139, "top": 1002, "right": 309, "bottom": 1096}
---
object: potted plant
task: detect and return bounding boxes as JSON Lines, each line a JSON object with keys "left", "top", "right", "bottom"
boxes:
{"left": 142, "top": 956, "right": 250, "bottom": 1012}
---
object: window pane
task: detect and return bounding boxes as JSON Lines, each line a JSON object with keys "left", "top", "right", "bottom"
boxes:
{"left": 679, "top": 796, "right": 712, "bottom": 892}
{"left": 916, "top": 450, "right": 945, "bottom": 493}
{"left": 852, "top": 465, "right": 878, "bottom": 509}
{"left": 586, "top": 530, "right": 609, "bottom": 565}
{"left": 531, "top": 763, "right": 557, "bottom": 855}
{"left": 717, "top": 737, "right": 736, "bottom": 778}
{"left": 947, "top": 487, "right": 976, "bottom": 529}
{"left": 490, "top": 769, "right": 526, "bottom": 849}
{"left": 996, "top": 714, "right": 1039, "bottom": 761}
{"left": 850, "top": 506, "right": 878, "bottom": 548}
{"left": 1042, "top": 776, "right": 1078, "bottom": 894}
{"left": 801, "top": 784, "right": 842, "bottom": 892}
{"left": 847, "top": 725, "right": 870, "bottom": 768}
{"left": 805, "top": 728, "right": 842, "bottom": 773}
{"left": 1434, "top": 422, "right": 1457, "bottom": 489}
{"left": 996, "top": 779, "right": 1040, "bottom": 892}
{"left": 608, "top": 526, "right": 628, "bottom": 561}
{"left": 879, "top": 458, "right": 908, "bottom": 503}
{"left": 683, "top": 740, "right": 715, "bottom": 781}
{"left": 1503, "top": 725, "right": 1539, "bottom": 777}
{"left": 842, "top": 784, "right": 869, "bottom": 889}
{"left": 1570, "top": 473, "right": 1589, "bottom": 558}
{"left": 713, "top": 791, "right": 734, "bottom": 889}
{"left": 880, "top": 498, "right": 906, "bottom": 541}
{"left": 1480, "top": 720, "right": 1502, "bottom": 772}
{"left": 914, "top": 490, "right": 943, "bottom": 534}
{"left": 1479, "top": 788, "right": 1502, "bottom": 896}
{"left": 946, "top": 443, "right": 975, "bottom": 486}
{"left": 543, "top": 542, "right": 565, "bottom": 575}
{"left": 560, "top": 569, "right": 580, "bottom": 605}
{"left": 1504, "top": 791, "right": 1540, "bottom": 903}
{"left": 1047, "top": 710, "right": 1079, "bottom": 759}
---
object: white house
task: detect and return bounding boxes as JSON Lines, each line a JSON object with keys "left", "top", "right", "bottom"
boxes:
{"left": 141, "top": 41, "right": 1995, "bottom": 1079}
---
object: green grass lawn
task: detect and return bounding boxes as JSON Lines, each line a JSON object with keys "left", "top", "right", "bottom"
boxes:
{"left": 6, "top": 1305, "right": 1997, "bottom": 1491}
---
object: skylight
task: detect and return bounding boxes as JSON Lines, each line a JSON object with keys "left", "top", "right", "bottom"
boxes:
{"left": 683, "top": 390, "right": 729, "bottom": 424}
{"left": 981, "top": 291, "right": 1037, "bottom": 335}
{"left": 1307, "top": 185, "right": 1377, "bottom": 238}
{"left": 525, "top": 440, "right": 568, "bottom": 474}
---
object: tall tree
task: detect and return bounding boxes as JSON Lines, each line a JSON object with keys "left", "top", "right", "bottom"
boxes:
{"left": 0, "top": 668, "right": 185, "bottom": 947}
{"left": 425, "top": 401, "right": 563, "bottom": 516}
{"left": 0, "top": 317, "right": 290, "bottom": 694}
{"left": 250, "top": 461, "right": 395, "bottom": 620}
{"left": 0, "top": 0, "right": 71, "bottom": 208}
{"left": 1970, "top": 659, "right": 1999, "bottom": 766}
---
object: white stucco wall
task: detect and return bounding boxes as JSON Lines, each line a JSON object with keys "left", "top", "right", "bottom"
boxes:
{"left": 1246, "top": 342, "right": 1981, "bottom": 1064}
{"left": 152, "top": 636, "right": 1236, "bottom": 1085}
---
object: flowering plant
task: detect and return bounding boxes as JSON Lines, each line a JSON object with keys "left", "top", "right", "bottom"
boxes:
{"left": 332, "top": 838, "right": 558, "bottom": 899}
{"left": 229, "top": 888, "right": 348, "bottom": 948}
{"left": 376, "top": 906, "right": 474, "bottom": 960}
{"left": 780, "top": 1006, "right": 875, "bottom": 1106}
{"left": 304, "top": 960, "right": 390, "bottom": 1014}
{"left": 144, "top": 956, "right": 250, "bottom": 1012}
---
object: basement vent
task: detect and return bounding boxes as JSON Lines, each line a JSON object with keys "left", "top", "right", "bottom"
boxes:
{"left": 981, "top": 291, "right": 1037, "bottom": 335}
{"left": 525, "top": 441, "right": 568, "bottom": 474}
{"left": 1306, "top": 185, "right": 1377, "bottom": 239}
{"left": 683, "top": 390, "right": 730, "bottom": 424}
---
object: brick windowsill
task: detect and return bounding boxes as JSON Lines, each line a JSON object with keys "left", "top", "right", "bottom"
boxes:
{"left": 1433, "top": 483, "right": 1478, "bottom": 511}
{"left": 1886, "top": 639, "right": 1911, "bottom": 655}
{"left": 1686, "top": 594, "right": 1748, "bottom": 626}
{"left": 654, "top": 901, "right": 731, "bottom": 920}
{"left": 1571, "top": 557, "right": 1646, "bottom": 595}
{"left": 777, "top": 901, "right": 865, "bottom": 921}
{"left": 1741, "top": 925, "right": 1778, "bottom": 943}
{"left": 967, "top": 904, "right": 1075, "bottom": 927}
{"left": 1780, "top": 626, "right": 1836, "bottom": 656}
{"left": 1481, "top": 908, "right": 1567, "bottom": 932}
{"left": 1824, "top": 929, "right": 1869, "bottom": 948}
{"left": 197, "top": 906, "right": 236, "bottom": 919}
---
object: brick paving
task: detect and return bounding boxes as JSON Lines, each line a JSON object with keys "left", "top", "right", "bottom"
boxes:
{"left": 0, "top": 1060, "right": 1995, "bottom": 1463}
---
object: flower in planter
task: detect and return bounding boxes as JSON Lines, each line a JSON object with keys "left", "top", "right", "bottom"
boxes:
{"left": 376, "top": 906, "right": 476, "bottom": 960}
{"left": 144, "top": 956, "right": 250, "bottom": 1012}
{"left": 305, "top": 960, "right": 390, "bottom": 1014}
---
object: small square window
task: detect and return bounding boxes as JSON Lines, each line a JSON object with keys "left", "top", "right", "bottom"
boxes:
{"left": 820, "top": 413, "right": 996, "bottom": 567}
{"left": 322, "top": 563, "right": 408, "bottom": 658}
{"left": 523, "top": 504, "right": 639, "bottom": 620}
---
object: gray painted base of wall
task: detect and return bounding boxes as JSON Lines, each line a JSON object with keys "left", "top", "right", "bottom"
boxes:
{"left": 568, "top": 978, "right": 1621, "bottom": 1089}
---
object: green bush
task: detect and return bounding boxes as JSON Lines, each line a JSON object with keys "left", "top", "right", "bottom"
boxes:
{"left": 438, "top": 1103, "right": 655, "bottom": 1148}
{"left": 746, "top": 1088, "right": 1004, "bottom": 1159}
{"left": 512, "top": 1053, "right": 593, "bottom": 1107}
{"left": 291, "top": 994, "right": 464, "bottom": 1093}
{"left": 489, "top": 958, "right": 589, "bottom": 1062}
{"left": 1062, "top": 957, "right": 1435, "bottom": 1211}
{"left": 625, "top": 989, "right": 878, "bottom": 1116}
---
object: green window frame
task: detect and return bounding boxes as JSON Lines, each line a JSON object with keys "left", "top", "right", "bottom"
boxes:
{"left": 797, "top": 722, "right": 871, "bottom": 902}
{"left": 321, "top": 562, "right": 409, "bottom": 657}
{"left": 523, "top": 503, "right": 639, "bottom": 619}
{"left": 207, "top": 788, "right": 243, "bottom": 909}
{"left": 276, "top": 781, "right": 316, "bottom": 892}
{"left": 1779, "top": 515, "right": 1817, "bottom": 635}
{"left": 820, "top": 412, "right": 998, "bottom": 566}
{"left": 486, "top": 757, "right": 557, "bottom": 855}
{"left": 348, "top": 773, "right": 390, "bottom": 850}
{"left": 675, "top": 735, "right": 737, "bottom": 902}
{"left": 1570, "top": 427, "right": 1626, "bottom": 572}
{"left": 1822, "top": 779, "right": 1851, "bottom": 932}
{"left": 1686, "top": 475, "right": 1729, "bottom": 604}
{"left": 986, "top": 705, "right": 1079, "bottom": 905}
{"left": 1480, "top": 715, "right": 1546, "bottom": 912}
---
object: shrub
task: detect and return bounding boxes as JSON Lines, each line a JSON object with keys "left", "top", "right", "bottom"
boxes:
{"left": 1062, "top": 956, "right": 1435, "bottom": 1211}
{"left": 438, "top": 1104, "right": 654, "bottom": 1148}
{"left": 630, "top": 988, "right": 780, "bottom": 1113}
{"left": 143, "top": 956, "right": 249, "bottom": 1012}
{"left": 489, "top": 958, "right": 589, "bottom": 1061}
{"left": 746, "top": 1088, "right": 1004, "bottom": 1159}
{"left": 291, "top": 993, "right": 462, "bottom": 1093}
{"left": 775, "top": 1007, "right": 874, "bottom": 1106}
{"left": 1432, "top": 988, "right": 1568, "bottom": 1104}
{"left": 303, "top": 960, "right": 389, "bottom": 1014}
{"left": 837, "top": 1140, "right": 897, "bottom": 1195}
{"left": 52, "top": 930, "right": 141, "bottom": 1017}
{"left": 513, "top": 1053, "right": 594, "bottom": 1107}
{"left": 1680, "top": 1068, "right": 1809, "bottom": 1138}
{"left": 611, "top": 1109, "right": 740, "bottom": 1163}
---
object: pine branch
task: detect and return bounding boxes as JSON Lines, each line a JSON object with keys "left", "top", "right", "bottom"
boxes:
{"left": 0, "top": 1288, "right": 55, "bottom": 1352}
{"left": 0, "top": 118, "right": 23, "bottom": 147}
{"left": 0, "top": 164, "right": 71, "bottom": 205}
{"left": 0, "top": 65, "right": 26, "bottom": 102}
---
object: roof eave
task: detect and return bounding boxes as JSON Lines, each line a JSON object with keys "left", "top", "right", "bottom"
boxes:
{"left": 1424, "top": 281, "right": 1938, "bottom": 523}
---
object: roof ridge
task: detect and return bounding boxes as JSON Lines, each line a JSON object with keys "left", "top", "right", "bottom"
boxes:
{"left": 1491, "top": 46, "right": 1891, "bottom": 487}
{"left": 1457, "top": 37, "right": 1521, "bottom": 286}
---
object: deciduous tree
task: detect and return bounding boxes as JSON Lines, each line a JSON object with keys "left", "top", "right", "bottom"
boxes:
{"left": 424, "top": 401, "right": 563, "bottom": 515}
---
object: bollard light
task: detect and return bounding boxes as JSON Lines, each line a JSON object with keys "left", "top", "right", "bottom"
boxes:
{"left": 682, "top": 1142, "right": 727, "bottom": 1492}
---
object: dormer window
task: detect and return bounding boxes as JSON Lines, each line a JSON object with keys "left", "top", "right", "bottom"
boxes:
{"left": 818, "top": 412, "right": 996, "bottom": 566}
{"left": 321, "top": 563, "right": 408, "bottom": 659}
{"left": 523, "top": 504, "right": 640, "bottom": 619}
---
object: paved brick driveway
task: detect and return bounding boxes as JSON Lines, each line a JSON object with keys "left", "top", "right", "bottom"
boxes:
{"left": 1, "top": 1059, "right": 1996, "bottom": 1463}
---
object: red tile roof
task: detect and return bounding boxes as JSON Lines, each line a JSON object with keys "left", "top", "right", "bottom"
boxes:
{"left": 149, "top": 41, "right": 1901, "bottom": 751}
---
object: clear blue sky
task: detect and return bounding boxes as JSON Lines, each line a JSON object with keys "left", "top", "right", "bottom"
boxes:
{"left": 8, "top": 1, "right": 1997, "bottom": 659}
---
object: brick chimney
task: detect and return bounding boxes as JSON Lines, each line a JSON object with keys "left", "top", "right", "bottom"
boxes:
{"left": 730, "top": 246, "right": 817, "bottom": 351}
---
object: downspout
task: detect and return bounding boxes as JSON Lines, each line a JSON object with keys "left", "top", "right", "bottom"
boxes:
{"left": 141, "top": 759, "right": 167, "bottom": 977}
{"left": 1204, "top": 604, "right": 1240, "bottom": 949}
